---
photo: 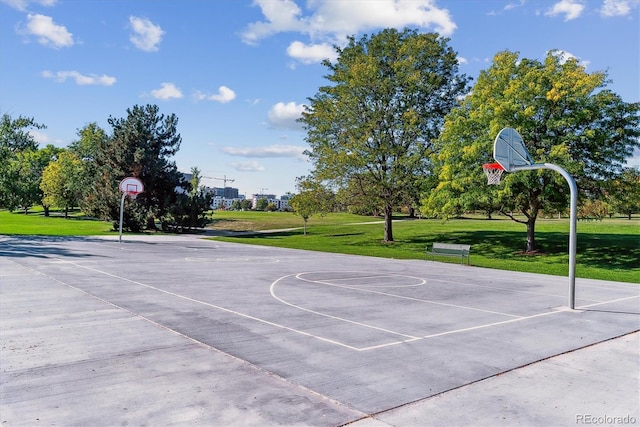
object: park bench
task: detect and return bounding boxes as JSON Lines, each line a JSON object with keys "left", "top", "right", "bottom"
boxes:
{"left": 425, "top": 242, "right": 471, "bottom": 265}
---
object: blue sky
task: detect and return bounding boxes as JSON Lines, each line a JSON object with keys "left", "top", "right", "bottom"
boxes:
{"left": 1, "top": 0, "right": 638, "bottom": 197}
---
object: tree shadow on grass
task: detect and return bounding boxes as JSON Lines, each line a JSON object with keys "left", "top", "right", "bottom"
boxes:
{"left": 406, "top": 230, "right": 639, "bottom": 271}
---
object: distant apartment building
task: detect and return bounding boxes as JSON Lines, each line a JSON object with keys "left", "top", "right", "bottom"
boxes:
{"left": 251, "top": 194, "right": 290, "bottom": 211}
{"left": 211, "top": 194, "right": 246, "bottom": 210}
{"left": 180, "top": 172, "right": 289, "bottom": 211}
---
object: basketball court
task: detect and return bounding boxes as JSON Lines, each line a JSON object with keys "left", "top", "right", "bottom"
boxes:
{"left": 1, "top": 234, "right": 638, "bottom": 426}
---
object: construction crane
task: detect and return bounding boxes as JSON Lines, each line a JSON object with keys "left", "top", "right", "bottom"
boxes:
{"left": 204, "top": 175, "right": 235, "bottom": 188}
{"left": 202, "top": 175, "right": 235, "bottom": 209}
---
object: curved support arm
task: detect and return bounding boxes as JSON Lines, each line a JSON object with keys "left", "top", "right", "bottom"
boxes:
{"left": 511, "top": 163, "right": 578, "bottom": 309}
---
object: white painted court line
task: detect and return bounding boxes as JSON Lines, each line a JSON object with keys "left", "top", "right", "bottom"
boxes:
{"left": 426, "top": 276, "right": 606, "bottom": 303}
{"left": 576, "top": 294, "right": 640, "bottom": 310}
{"left": 3, "top": 240, "right": 637, "bottom": 354}
{"left": 295, "top": 272, "right": 523, "bottom": 319}
{"left": 62, "top": 262, "right": 370, "bottom": 351}
{"left": 270, "top": 273, "right": 422, "bottom": 341}
{"left": 309, "top": 273, "right": 426, "bottom": 288}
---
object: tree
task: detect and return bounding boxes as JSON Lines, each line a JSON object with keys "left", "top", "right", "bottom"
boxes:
{"left": 3, "top": 144, "right": 61, "bottom": 214}
{"left": 85, "top": 104, "right": 184, "bottom": 231}
{"left": 40, "top": 150, "right": 84, "bottom": 217}
{"left": 255, "top": 198, "right": 268, "bottom": 211}
{"left": 163, "top": 166, "right": 213, "bottom": 232}
{"left": 68, "top": 122, "right": 108, "bottom": 210}
{"left": 0, "top": 114, "right": 45, "bottom": 209}
{"left": 290, "top": 177, "right": 335, "bottom": 235}
{"left": 424, "top": 50, "right": 640, "bottom": 252}
{"left": 608, "top": 167, "right": 640, "bottom": 219}
{"left": 301, "top": 28, "right": 470, "bottom": 242}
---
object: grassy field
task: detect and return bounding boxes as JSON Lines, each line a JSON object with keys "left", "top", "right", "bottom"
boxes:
{"left": 1, "top": 208, "right": 638, "bottom": 283}
{"left": 0, "top": 209, "right": 116, "bottom": 236}
{"left": 210, "top": 211, "right": 640, "bottom": 284}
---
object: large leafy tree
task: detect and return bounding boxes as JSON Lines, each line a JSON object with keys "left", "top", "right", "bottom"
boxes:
{"left": 85, "top": 104, "right": 184, "bottom": 231}
{"left": 68, "top": 123, "right": 110, "bottom": 216}
{"left": 40, "top": 150, "right": 84, "bottom": 217}
{"left": 301, "top": 28, "right": 470, "bottom": 242}
{"left": 3, "top": 144, "right": 61, "bottom": 214}
{"left": 0, "top": 114, "right": 45, "bottom": 209}
{"left": 424, "top": 50, "right": 640, "bottom": 252}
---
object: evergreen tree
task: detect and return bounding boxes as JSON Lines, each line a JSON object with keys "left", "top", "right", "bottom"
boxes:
{"left": 85, "top": 104, "right": 184, "bottom": 231}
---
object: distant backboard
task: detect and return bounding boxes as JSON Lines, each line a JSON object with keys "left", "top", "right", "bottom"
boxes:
{"left": 493, "top": 127, "right": 534, "bottom": 172}
{"left": 119, "top": 177, "right": 144, "bottom": 195}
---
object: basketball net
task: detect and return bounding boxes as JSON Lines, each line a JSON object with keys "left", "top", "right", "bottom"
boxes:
{"left": 483, "top": 163, "right": 504, "bottom": 185}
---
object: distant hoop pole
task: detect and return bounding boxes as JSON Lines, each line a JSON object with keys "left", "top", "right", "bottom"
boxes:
{"left": 511, "top": 163, "right": 578, "bottom": 309}
{"left": 118, "top": 177, "right": 144, "bottom": 243}
{"left": 119, "top": 193, "right": 126, "bottom": 243}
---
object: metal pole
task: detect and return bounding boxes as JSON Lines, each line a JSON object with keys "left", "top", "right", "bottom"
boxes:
{"left": 512, "top": 163, "right": 578, "bottom": 309}
{"left": 119, "top": 193, "right": 126, "bottom": 243}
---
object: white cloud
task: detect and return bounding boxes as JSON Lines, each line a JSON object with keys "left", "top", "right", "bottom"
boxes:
{"left": 545, "top": 0, "right": 585, "bottom": 21}
{"left": 42, "top": 70, "right": 116, "bottom": 86}
{"left": 1, "top": 0, "right": 56, "bottom": 11}
{"left": 504, "top": 0, "right": 527, "bottom": 11}
{"left": 193, "top": 86, "right": 236, "bottom": 103}
{"left": 23, "top": 13, "right": 73, "bottom": 48}
{"left": 600, "top": 0, "right": 634, "bottom": 16}
{"left": 129, "top": 16, "right": 164, "bottom": 52}
{"left": 222, "top": 144, "right": 306, "bottom": 160}
{"left": 151, "top": 82, "right": 183, "bottom": 100}
{"left": 241, "top": 0, "right": 457, "bottom": 61}
{"left": 286, "top": 41, "right": 337, "bottom": 64}
{"left": 28, "top": 129, "right": 51, "bottom": 144}
{"left": 241, "top": 0, "right": 306, "bottom": 45}
{"left": 267, "top": 101, "right": 305, "bottom": 130}
{"left": 229, "top": 161, "right": 265, "bottom": 172}
{"left": 549, "top": 49, "right": 590, "bottom": 67}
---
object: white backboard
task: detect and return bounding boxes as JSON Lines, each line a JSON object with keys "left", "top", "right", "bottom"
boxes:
{"left": 493, "top": 127, "right": 534, "bottom": 172}
{"left": 119, "top": 177, "right": 144, "bottom": 194}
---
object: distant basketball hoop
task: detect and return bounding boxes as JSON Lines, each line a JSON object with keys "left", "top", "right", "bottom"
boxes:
{"left": 118, "top": 177, "right": 144, "bottom": 243}
{"left": 119, "top": 177, "right": 144, "bottom": 198}
{"left": 482, "top": 162, "right": 505, "bottom": 185}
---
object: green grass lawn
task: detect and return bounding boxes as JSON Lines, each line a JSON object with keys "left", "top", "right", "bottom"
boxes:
{"left": 1, "top": 208, "right": 638, "bottom": 283}
{"left": 208, "top": 210, "right": 381, "bottom": 231}
{"left": 211, "top": 212, "right": 640, "bottom": 284}
{"left": 0, "top": 208, "right": 116, "bottom": 236}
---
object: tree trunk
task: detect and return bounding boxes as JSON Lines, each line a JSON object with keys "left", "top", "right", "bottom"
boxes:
{"left": 526, "top": 216, "right": 537, "bottom": 252}
{"left": 146, "top": 216, "right": 156, "bottom": 230}
{"left": 43, "top": 205, "right": 50, "bottom": 217}
{"left": 383, "top": 204, "right": 393, "bottom": 242}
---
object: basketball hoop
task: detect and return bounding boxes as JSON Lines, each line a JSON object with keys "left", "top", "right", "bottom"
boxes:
{"left": 118, "top": 177, "right": 144, "bottom": 243}
{"left": 483, "top": 163, "right": 505, "bottom": 185}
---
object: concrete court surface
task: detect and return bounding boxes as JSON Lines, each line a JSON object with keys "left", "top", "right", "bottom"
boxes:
{"left": 0, "top": 234, "right": 638, "bottom": 426}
